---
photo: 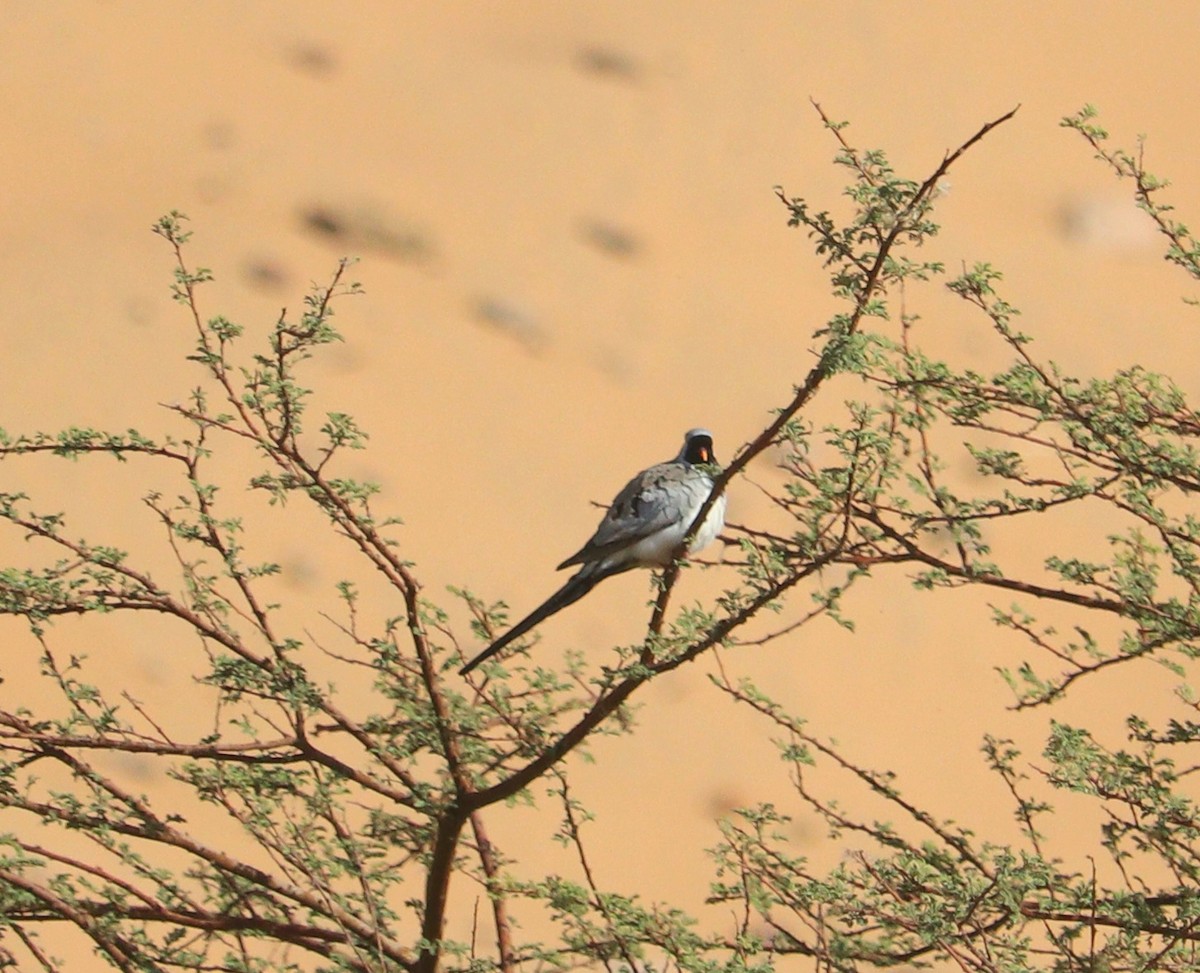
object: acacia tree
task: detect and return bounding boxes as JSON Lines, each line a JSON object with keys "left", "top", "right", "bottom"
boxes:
{"left": 2, "top": 104, "right": 1200, "bottom": 972}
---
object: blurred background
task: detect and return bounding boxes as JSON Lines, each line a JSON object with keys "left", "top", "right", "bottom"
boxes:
{"left": 3, "top": 2, "right": 1200, "bottom": 964}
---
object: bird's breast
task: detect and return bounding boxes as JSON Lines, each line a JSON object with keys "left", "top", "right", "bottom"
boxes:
{"left": 619, "top": 479, "right": 726, "bottom": 569}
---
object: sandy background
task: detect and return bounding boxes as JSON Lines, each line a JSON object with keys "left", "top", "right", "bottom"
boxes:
{"left": 4, "top": 3, "right": 1200, "bottom": 966}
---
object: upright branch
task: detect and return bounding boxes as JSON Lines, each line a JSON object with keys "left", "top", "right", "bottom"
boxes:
{"left": 647, "top": 104, "right": 1020, "bottom": 642}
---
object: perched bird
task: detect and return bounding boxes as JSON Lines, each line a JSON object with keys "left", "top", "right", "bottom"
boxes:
{"left": 460, "top": 428, "right": 727, "bottom": 675}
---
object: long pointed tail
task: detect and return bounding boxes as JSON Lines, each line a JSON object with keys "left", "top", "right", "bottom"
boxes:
{"left": 460, "top": 569, "right": 604, "bottom": 675}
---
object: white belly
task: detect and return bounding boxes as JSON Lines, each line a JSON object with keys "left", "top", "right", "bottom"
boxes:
{"left": 617, "top": 491, "right": 727, "bottom": 569}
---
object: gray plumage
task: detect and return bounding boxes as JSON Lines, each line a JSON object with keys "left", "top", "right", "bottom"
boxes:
{"left": 460, "top": 429, "right": 726, "bottom": 675}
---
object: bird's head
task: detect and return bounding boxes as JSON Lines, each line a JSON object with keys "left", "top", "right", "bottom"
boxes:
{"left": 679, "top": 428, "right": 717, "bottom": 466}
